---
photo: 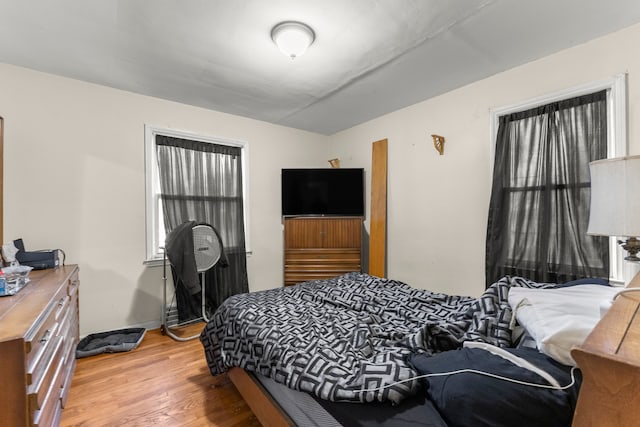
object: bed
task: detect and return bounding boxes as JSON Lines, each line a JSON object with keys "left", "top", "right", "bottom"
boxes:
{"left": 200, "top": 271, "right": 640, "bottom": 426}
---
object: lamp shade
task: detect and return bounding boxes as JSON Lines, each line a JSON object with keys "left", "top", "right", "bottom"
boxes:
{"left": 587, "top": 155, "right": 640, "bottom": 237}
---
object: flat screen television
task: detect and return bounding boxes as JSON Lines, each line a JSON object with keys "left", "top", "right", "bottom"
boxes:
{"left": 281, "top": 168, "right": 364, "bottom": 217}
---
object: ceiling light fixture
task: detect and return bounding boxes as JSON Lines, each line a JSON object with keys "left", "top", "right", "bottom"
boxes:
{"left": 271, "top": 21, "right": 315, "bottom": 59}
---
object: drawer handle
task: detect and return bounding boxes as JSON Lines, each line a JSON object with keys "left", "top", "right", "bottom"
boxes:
{"left": 58, "top": 298, "right": 66, "bottom": 308}
{"left": 40, "top": 329, "right": 51, "bottom": 344}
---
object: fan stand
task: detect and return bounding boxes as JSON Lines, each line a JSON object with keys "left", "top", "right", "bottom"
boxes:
{"left": 161, "top": 224, "right": 222, "bottom": 342}
{"left": 200, "top": 271, "right": 211, "bottom": 323}
{"left": 161, "top": 251, "right": 202, "bottom": 341}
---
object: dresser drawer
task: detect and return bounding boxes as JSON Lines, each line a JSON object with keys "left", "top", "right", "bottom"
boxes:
{"left": 59, "top": 304, "right": 79, "bottom": 394}
{"left": 31, "top": 355, "right": 64, "bottom": 427}
{"left": 26, "top": 327, "right": 60, "bottom": 388}
{"left": 29, "top": 335, "right": 65, "bottom": 411}
{"left": 285, "top": 270, "right": 360, "bottom": 285}
{"left": 285, "top": 249, "right": 361, "bottom": 263}
{"left": 284, "top": 249, "right": 362, "bottom": 285}
{"left": 58, "top": 304, "right": 78, "bottom": 357}
{"left": 285, "top": 251, "right": 361, "bottom": 271}
{"left": 285, "top": 263, "right": 361, "bottom": 275}
{"left": 53, "top": 293, "right": 70, "bottom": 322}
{"left": 60, "top": 356, "right": 76, "bottom": 408}
{"left": 25, "top": 320, "right": 59, "bottom": 384}
{"left": 284, "top": 249, "right": 361, "bottom": 285}
{"left": 25, "top": 288, "right": 69, "bottom": 387}
{"left": 25, "top": 285, "right": 68, "bottom": 364}
{"left": 59, "top": 287, "right": 79, "bottom": 410}
{"left": 33, "top": 399, "right": 62, "bottom": 427}
{"left": 67, "top": 272, "right": 79, "bottom": 298}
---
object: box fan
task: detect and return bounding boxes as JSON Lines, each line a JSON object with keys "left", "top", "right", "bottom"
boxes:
{"left": 162, "top": 224, "right": 222, "bottom": 341}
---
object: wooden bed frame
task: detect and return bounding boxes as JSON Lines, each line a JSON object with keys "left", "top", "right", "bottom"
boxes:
{"left": 227, "top": 367, "right": 294, "bottom": 427}
{"left": 228, "top": 272, "right": 640, "bottom": 427}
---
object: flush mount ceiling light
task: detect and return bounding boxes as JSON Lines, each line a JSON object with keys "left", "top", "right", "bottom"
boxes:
{"left": 271, "top": 21, "right": 315, "bottom": 59}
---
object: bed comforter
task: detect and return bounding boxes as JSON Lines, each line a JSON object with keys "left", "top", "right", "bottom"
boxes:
{"left": 200, "top": 272, "right": 551, "bottom": 404}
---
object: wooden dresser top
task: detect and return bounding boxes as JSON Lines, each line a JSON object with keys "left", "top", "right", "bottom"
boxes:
{"left": 0, "top": 265, "right": 78, "bottom": 342}
{"left": 575, "top": 272, "right": 640, "bottom": 361}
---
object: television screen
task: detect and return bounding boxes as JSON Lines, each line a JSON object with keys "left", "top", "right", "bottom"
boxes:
{"left": 281, "top": 168, "right": 364, "bottom": 216}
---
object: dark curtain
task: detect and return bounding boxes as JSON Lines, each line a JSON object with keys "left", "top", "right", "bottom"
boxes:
{"left": 486, "top": 91, "right": 609, "bottom": 286}
{"left": 156, "top": 135, "right": 249, "bottom": 320}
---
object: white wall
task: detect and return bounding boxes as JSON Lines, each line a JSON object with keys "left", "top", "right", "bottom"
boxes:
{"left": 0, "top": 64, "right": 327, "bottom": 335}
{"left": 328, "top": 22, "right": 640, "bottom": 298}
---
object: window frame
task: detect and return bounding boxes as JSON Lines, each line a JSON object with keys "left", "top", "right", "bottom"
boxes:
{"left": 144, "top": 125, "right": 250, "bottom": 264}
{"left": 489, "top": 74, "right": 628, "bottom": 284}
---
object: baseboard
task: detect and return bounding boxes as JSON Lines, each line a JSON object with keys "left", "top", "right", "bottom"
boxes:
{"left": 79, "top": 319, "right": 161, "bottom": 340}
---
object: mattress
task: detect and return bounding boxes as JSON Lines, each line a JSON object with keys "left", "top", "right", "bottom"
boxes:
{"left": 254, "top": 373, "right": 448, "bottom": 427}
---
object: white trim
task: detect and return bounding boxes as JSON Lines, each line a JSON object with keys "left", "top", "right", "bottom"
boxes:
{"left": 488, "top": 74, "right": 629, "bottom": 283}
{"left": 144, "top": 125, "right": 250, "bottom": 262}
{"left": 608, "top": 74, "right": 628, "bottom": 158}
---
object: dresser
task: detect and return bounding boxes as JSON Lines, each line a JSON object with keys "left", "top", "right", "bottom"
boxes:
{"left": 283, "top": 217, "right": 362, "bottom": 286}
{"left": 0, "top": 265, "right": 80, "bottom": 427}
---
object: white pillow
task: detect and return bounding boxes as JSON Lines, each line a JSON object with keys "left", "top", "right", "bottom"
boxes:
{"left": 508, "top": 285, "right": 619, "bottom": 366}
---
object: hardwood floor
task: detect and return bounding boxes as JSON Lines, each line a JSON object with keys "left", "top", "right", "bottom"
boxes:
{"left": 60, "top": 323, "right": 260, "bottom": 427}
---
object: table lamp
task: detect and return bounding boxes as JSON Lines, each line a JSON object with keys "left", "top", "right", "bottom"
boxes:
{"left": 587, "top": 155, "right": 640, "bottom": 261}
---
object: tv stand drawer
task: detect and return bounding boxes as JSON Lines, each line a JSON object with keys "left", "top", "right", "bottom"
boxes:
{"left": 285, "top": 249, "right": 361, "bottom": 263}
{"left": 284, "top": 249, "right": 361, "bottom": 286}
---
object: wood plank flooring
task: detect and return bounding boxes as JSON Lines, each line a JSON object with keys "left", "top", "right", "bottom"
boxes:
{"left": 60, "top": 323, "right": 260, "bottom": 427}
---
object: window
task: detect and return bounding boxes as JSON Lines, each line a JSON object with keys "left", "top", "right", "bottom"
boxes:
{"left": 488, "top": 75, "right": 627, "bottom": 285}
{"left": 144, "top": 125, "right": 249, "bottom": 263}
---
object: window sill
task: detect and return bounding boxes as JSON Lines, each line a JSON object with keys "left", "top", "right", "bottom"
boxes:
{"left": 143, "top": 258, "right": 165, "bottom": 268}
{"left": 143, "top": 250, "right": 253, "bottom": 267}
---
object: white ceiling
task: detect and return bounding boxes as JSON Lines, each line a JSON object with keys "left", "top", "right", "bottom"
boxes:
{"left": 2, "top": 0, "right": 640, "bottom": 135}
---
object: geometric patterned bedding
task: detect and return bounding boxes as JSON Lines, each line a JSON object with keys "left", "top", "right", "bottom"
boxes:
{"left": 200, "top": 273, "right": 552, "bottom": 404}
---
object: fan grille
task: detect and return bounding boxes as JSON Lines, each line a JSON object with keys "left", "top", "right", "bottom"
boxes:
{"left": 192, "top": 225, "right": 222, "bottom": 272}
